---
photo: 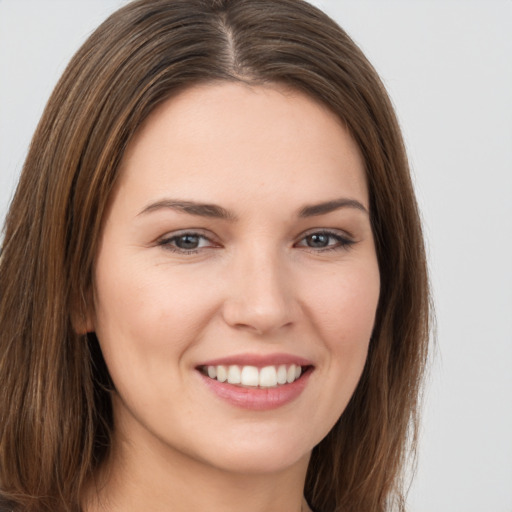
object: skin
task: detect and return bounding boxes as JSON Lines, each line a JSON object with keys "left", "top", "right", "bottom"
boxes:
{"left": 84, "top": 83, "right": 380, "bottom": 512}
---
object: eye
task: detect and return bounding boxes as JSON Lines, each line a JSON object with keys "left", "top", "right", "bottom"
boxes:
{"left": 157, "top": 232, "right": 217, "bottom": 253}
{"left": 295, "top": 230, "right": 354, "bottom": 252}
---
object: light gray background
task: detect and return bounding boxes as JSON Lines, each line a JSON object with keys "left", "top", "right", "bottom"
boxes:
{"left": 1, "top": 1, "right": 511, "bottom": 511}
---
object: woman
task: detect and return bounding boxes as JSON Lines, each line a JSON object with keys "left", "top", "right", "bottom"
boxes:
{"left": 0, "top": 1, "right": 430, "bottom": 511}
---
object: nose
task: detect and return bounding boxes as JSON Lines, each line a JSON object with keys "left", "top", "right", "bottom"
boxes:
{"left": 222, "top": 245, "right": 297, "bottom": 336}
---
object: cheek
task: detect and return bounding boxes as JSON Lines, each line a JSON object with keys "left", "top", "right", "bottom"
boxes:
{"left": 309, "top": 264, "right": 379, "bottom": 339}
{"left": 288, "top": 261, "right": 380, "bottom": 442}
{"left": 91, "top": 267, "right": 218, "bottom": 426}
{"left": 91, "top": 252, "right": 218, "bottom": 380}
{"left": 302, "top": 260, "right": 380, "bottom": 383}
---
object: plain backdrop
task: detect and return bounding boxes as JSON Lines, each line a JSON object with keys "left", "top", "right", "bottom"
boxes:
{"left": 1, "top": 1, "right": 511, "bottom": 511}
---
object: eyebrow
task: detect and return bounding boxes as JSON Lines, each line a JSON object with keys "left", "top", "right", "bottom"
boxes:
{"left": 138, "top": 197, "right": 368, "bottom": 220}
{"left": 138, "top": 199, "right": 237, "bottom": 220}
{"left": 298, "top": 198, "right": 368, "bottom": 217}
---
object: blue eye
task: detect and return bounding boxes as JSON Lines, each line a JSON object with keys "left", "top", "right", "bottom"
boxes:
{"left": 305, "top": 233, "right": 331, "bottom": 248}
{"left": 173, "top": 234, "right": 202, "bottom": 250}
{"left": 158, "top": 232, "right": 213, "bottom": 253}
{"left": 297, "top": 231, "right": 354, "bottom": 251}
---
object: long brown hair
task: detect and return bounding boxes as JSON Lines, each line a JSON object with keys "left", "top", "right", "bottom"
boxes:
{"left": 0, "top": 1, "right": 430, "bottom": 511}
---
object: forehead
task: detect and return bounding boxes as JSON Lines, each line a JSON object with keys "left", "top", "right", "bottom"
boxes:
{"left": 116, "top": 82, "right": 368, "bottom": 211}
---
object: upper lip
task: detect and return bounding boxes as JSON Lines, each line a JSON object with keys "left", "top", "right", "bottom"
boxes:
{"left": 197, "top": 353, "right": 314, "bottom": 368}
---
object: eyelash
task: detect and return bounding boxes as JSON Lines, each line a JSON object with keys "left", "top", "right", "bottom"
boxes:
{"left": 157, "top": 230, "right": 355, "bottom": 254}
{"left": 295, "top": 230, "right": 355, "bottom": 252}
{"left": 157, "top": 232, "right": 215, "bottom": 254}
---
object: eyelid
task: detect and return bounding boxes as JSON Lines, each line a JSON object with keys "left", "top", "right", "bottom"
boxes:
{"left": 154, "top": 228, "right": 356, "bottom": 254}
{"left": 294, "top": 228, "right": 356, "bottom": 251}
{"left": 298, "top": 226, "right": 355, "bottom": 239}
{"left": 156, "top": 229, "right": 220, "bottom": 252}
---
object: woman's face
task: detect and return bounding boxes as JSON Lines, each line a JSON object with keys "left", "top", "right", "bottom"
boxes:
{"left": 90, "top": 83, "right": 380, "bottom": 475}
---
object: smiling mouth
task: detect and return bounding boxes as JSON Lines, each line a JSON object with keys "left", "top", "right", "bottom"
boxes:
{"left": 199, "top": 364, "right": 311, "bottom": 388}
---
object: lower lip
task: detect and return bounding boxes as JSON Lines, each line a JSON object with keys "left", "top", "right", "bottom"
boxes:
{"left": 198, "top": 369, "right": 312, "bottom": 411}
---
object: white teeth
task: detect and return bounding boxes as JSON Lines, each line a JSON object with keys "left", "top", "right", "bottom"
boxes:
{"left": 259, "top": 366, "right": 277, "bottom": 387}
{"left": 286, "top": 364, "right": 296, "bottom": 383}
{"left": 204, "top": 364, "right": 306, "bottom": 388}
{"left": 240, "top": 366, "right": 259, "bottom": 386}
{"left": 216, "top": 365, "right": 227, "bottom": 382}
{"left": 227, "top": 365, "right": 241, "bottom": 384}
{"left": 276, "top": 364, "right": 287, "bottom": 384}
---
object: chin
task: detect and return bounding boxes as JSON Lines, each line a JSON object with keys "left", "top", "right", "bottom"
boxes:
{"left": 202, "top": 443, "right": 312, "bottom": 476}
{"left": 179, "top": 425, "right": 316, "bottom": 476}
